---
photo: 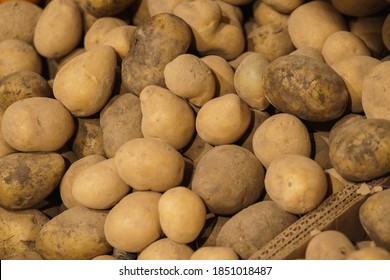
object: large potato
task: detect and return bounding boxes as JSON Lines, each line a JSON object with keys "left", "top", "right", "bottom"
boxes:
{"left": 191, "top": 145, "right": 264, "bottom": 215}
{"left": 329, "top": 119, "right": 390, "bottom": 182}
{"left": 122, "top": 13, "right": 192, "bottom": 95}
{"left": 262, "top": 55, "right": 349, "bottom": 122}
{"left": 1, "top": 97, "right": 75, "bottom": 152}
{"left": 0, "top": 207, "right": 49, "bottom": 259}
{"left": 36, "top": 206, "right": 112, "bottom": 259}
{"left": 0, "top": 152, "right": 65, "bottom": 210}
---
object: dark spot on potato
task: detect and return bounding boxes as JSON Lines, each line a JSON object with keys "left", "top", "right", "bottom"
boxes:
{"left": 3, "top": 160, "right": 31, "bottom": 185}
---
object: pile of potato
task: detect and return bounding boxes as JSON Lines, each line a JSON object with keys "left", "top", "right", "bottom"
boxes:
{"left": 1, "top": 0, "right": 390, "bottom": 260}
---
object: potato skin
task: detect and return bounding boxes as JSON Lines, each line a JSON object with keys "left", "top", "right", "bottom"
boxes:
{"left": 80, "top": 0, "right": 136, "bottom": 17}
{"left": 122, "top": 13, "right": 192, "bottom": 95}
{"left": 329, "top": 119, "right": 390, "bottom": 182}
{"left": 137, "top": 238, "right": 194, "bottom": 260}
{"left": 262, "top": 55, "right": 349, "bottom": 122}
{"left": 0, "top": 152, "right": 65, "bottom": 210}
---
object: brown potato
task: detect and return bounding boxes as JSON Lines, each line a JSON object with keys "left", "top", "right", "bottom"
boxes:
{"left": 79, "top": 0, "right": 136, "bottom": 17}
{"left": 71, "top": 118, "right": 105, "bottom": 158}
{"left": 137, "top": 238, "right": 194, "bottom": 260}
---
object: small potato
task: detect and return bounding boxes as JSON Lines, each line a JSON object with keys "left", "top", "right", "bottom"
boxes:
{"left": 346, "top": 247, "right": 390, "bottom": 260}
{"left": 0, "top": 152, "right": 65, "bottom": 210}
{"left": 0, "top": 71, "right": 52, "bottom": 111}
{"left": 190, "top": 246, "right": 239, "bottom": 260}
{"left": 53, "top": 45, "right": 117, "bottom": 117}
{"left": 34, "top": 0, "right": 83, "bottom": 58}
{"left": 216, "top": 201, "right": 298, "bottom": 259}
{"left": 0, "top": 207, "right": 49, "bottom": 259}
{"left": 114, "top": 138, "right": 185, "bottom": 192}
{"left": 60, "top": 154, "right": 106, "bottom": 209}
{"left": 252, "top": 113, "right": 311, "bottom": 168}
{"left": 191, "top": 145, "right": 265, "bottom": 215}
{"left": 0, "top": 39, "right": 42, "bottom": 79}
{"left": 138, "top": 238, "right": 194, "bottom": 260}
{"left": 196, "top": 93, "right": 251, "bottom": 146}
{"left": 234, "top": 53, "right": 270, "bottom": 110}
{"left": 100, "top": 93, "right": 143, "bottom": 158}
{"left": 305, "top": 230, "right": 355, "bottom": 260}
{"left": 158, "top": 187, "right": 206, "bottom": 243}
{"left": 140, "top": 85, "right": 195, "bottom": 150}
{"left": 321, "top": 31, "right": 371, "bottom": 65}
{"left": 329, "top": 119, "right": 390, "bottom": 182}
{"left": 362, "top": 61, "right": 390, "bottom": 121}
{"left": 72, "top": 158, "right": 130, "bottom": 210}
{"left": 1, "top": 97, "right": 75, "bottom": 152}
{"left": 71, "top": 118, "right": 105, "bottom": 158}
{"left": 104, "top": 191, "right": 162, "bottom": 253}
{"left": 79, "top": 0, "right": 136, "bottom": 17}
{"left": 359, "top": 189, "right": 390, "bottom": 251}
{"left": 331, "top": 0, "right": 389, "bottom": 17}
{"left": 265, "top": 154, "right": 328, "bottom": 214}
{"left": 36, "top": 206, "right": 112, "bottom": 260}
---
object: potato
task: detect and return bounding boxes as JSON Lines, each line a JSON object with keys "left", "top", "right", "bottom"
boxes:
{"left": 312, "top": 131, "right": 332, "bottom": 170}
{"left": 252, "top": 113, "right": 311, "bottom": 168}
{"left": 191, "top": 144, "right": 265, "bottom": 215}
{"left": 228, "top": 51, "right": 257, "bottom": 70}
{"left": 140, "top": 85, "right": 195, "bottom": 150}
{"left": 328, "top": 114, "right": 366, "bottom": 146}
{"left": 288, "top": 1, "right": 347, "bottom": 51}
{"left": 53, "top": 45, "right": 117, "bottom": 117}
{"left": 1, "top": 97, "right": 75, "bottom": 152}
{"left": 55, "top": 48, "right": 86, "bottom": 73}
{"left": 196, "top": 93, "right": 251, "bottom": 146}
{"left": 34, "top": 0, "right": 82, "bottom": 58}
{"left": 0, "top": 152, "right": 65, "bottom": 210}
{"left": 0, "top": 207, "right": 49, "bottom": 259}
{"left": 71, "top": 118, "right": 105, "bottom": 158}
{"left": 346, "top": 247, "right": 390, "bottom": 260}
{"left": 234, "top": 53, "right": 270, "bottom": 110}
{"left": 331, "top": 56, "right": 380, "bottom": 113}
{"left": 330, "top": 0, "right": 389, "bottom": 17}
{"left": 305, "top": 230, "right": 355, "bottom": 260}
{"left": 329, "top": 119, "right": 390, "bottom": 182}
{"left": 253, "top": 1, "right": 289, "bottom": 27}
{"left": 0, "top": 109, "right": 16, "bottom": 158}
{"left": 147, "top": 0, "right": 192, "bottom": 16}
{"left": 362, "top": 61, "right": 390, "bottom": 121}
{"left": 101, "top": 25, "right": 137, "bottom": 58}
{"left": 164, "top": 54, "right": 215, "bottom": 107}
{"left": 359, "top": 189, "right": 390, "bottom": 251}
{"left": 262, "top": 55, "right": 349, "bottom": 122}
{"left": 36, "top": 206, "right": 111, "bottom": 259}
{"left": 60, "top": 154, "right": 106, "bottom": 209}
{"left": 0, "top": 71, "right": 52, "bottom": 111}
{"left": 0, "top": 39, "right": 42, "bottom": 79}
{"left": 289, "top": 47, "right": 324, "bottom": 62}
{"left": 158, "top": 186, "right": 206, "bottom": 243}
{"left": 137, "top": 238, "right": 193, "bottom": 260}
{"left": 122, "top": 13, "right": 192, "bottom": 95}
{"left": 196, "top": 214, "right": 230, "bottom": 247}
{"left": 265, "top": 154, "right": 328, "bottom": 214}
{"left": 84, "top": 17, "right": 127, "bottom": 51}
{"left": 190, "top": 246, "right": 239, "bottom": 260}
{"left": 182, "top": 133, "right": 214, "bottom": 166}
{"left": 114, "top": 138, "right": 185, "bottom": 192}
{"left": 79, "top": 0, "right": 136, "bottom": 17}
{"left": 104, "top": 191, "right": 162, "bottom": 252}
{"left": 99, "top": 93, "right": 143, "bottom": 158}
{"left": 0, "top": 0, "right": 42, "bottom": 44}
{"left": 216, "top": 201, "right": 298, "bottom": 259}
{"left": 262, "top": 0, "right": 303, "bottom": 14}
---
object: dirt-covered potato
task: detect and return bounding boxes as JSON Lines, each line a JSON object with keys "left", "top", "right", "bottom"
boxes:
{"left": 79, "top": 0, "right": 136, "bottom": 17}
{"left": 34, "top": 0, "right": 82, "bottom": 58}
{"left": 252, "top": 113, "right": 311, "bottom": 168}
{"left": 114, "top": 138, "right": 185, "bottom": 192}
{"left": 329, "top": 119, "right": 390, "bottom": 182}
{"left": 60, "top": 154, "right": 106, "bottom": 209}
{"left": 192, "top": 145, "right": 264, "bottom": 215}
{"left": 1, "top": 97, "right": 75, "bottom": 152}
{"left": 0, "top": 71, "right": 52, "bottom": 111}
{"left": 0, "top": 207, "right": 49, "bottom": 259}
{"left": 288, "top": 1, "right": 347, "bottom": 50}
{"left": 137, "top": 238, "right": 194, "bottom": 260}
{"left": 164, "top": 54, "right": 216, "bottom": 107}
{"left": 362, "top": 61, "right": 390, "bottom": 121}
{"left": 122, "top": 13, "right": 192, "bottom": 95}
{"left": 0, "top": 152, "right": 65, "bottom": 210}
{"left": 265, "top": 154, "right": 328, "bottom": 214}
{"left": 71, "top": 118, "right": 105, "bottom": 158}
{"left": 190, "top": 246, "right": 239, "bottom": 260}
{"left": 104, "top": 191, "right": 162, "bottom": 253}
{"left": 0, "top": 0, "right": 42, "bottom": 44}
{"left": 140, "top": 85, "right": 195, "bottom": 150}
{"left": 331, "top": 0, "right": 389, "bottom": 17}
{"left": 359, "top": 189, "right": 390, "bottom": 251}
{"left": 0, "top": 39, "right": 42, "bottom": 79}
{"left": 53, "top": 45, "right": 117, "bottom": 117}
{"left": 216, "top": 201, "right": 298, "bottom": 259}
{"left": 36, "top": 206, "right": 111, "bottom": 259}
{"left": 262, "top": 55, "right": 349, "bottom": 122}
{"left": 305, "top": 230, "right": 355, "bottom": 260}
